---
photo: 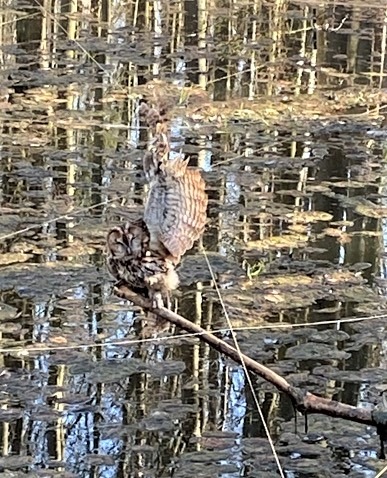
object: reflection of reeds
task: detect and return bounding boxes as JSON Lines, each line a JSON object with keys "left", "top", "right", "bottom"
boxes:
{"left": 5, "top": 0, "right": 387, "bottom": 99}
{"left": 268, "top": 0, "right": 286, "bottom": 96}
{"left": 1, "top": 0, "right": 387, "bottom": 474}
{"left": 66, "top": 0, "right": 78, "bottom": 61}
{"left": 40, "top": 0, "right": 50, "bottom": 69}
{"left": 379, "top": 7, "right": 387, "bottom": 90}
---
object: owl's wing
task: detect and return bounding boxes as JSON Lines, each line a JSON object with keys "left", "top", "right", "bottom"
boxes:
{"left": 144, "top": 158, "right": 208, "bottom": 260}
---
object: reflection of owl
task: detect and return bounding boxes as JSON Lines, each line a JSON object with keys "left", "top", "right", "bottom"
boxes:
{"left": 106, "top": 155, "right": 208, "bottom": 308}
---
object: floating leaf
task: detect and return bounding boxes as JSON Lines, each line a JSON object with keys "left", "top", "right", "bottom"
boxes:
{"left": 0, "top": 252, "right": 33, "bottom": 265}
{"left": 355, "top": 202, "right": 387, "bottom": 218}
{"left": 288, "top": 211, "right": 333, "bottom": 223}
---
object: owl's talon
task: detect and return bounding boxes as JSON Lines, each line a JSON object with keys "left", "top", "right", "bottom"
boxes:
{"left": 165, "top": 293, "right": 171, "bottom": 310}
{"left": 152, "top": 293, "right": 164, "bottom": 309}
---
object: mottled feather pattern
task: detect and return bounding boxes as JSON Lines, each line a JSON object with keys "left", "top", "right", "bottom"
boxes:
{"left": 144, "top": 156, "right": 208, "bottom": 261}
{"left": 106, "top": 221, "right": 150, "bottom": 291}
{"left": 106, "top": 222, "right": 179, "bottom": 304}
{"left": 106, "top": 96, "right": 207, "bottom": 309}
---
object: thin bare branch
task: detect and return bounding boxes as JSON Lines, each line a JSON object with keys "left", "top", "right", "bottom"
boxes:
{"left": 115, "top": 284, "right": 376, "bottom": 427}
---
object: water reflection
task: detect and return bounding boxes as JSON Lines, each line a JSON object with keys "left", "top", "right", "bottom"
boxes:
{"left": 1, "top": 0, "right": 387, "bottom": 476}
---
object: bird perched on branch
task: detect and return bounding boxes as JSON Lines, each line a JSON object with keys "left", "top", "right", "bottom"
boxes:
{"left": 106, "top": 98, "right": 208, "bottom": 309}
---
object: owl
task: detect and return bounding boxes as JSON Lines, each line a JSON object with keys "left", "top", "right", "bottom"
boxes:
{"left": 106, "top": 156, "right": 208, "bottom": 308}
{"left": 107, "top": 96, "right": 207, "bottom": 308}
{"left": 107, "top": 218, "right": 180, "bottom": 308}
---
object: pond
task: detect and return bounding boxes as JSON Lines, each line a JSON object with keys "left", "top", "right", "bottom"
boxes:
{"left": 0, "top": 0, "right": 387, "bottom": 476}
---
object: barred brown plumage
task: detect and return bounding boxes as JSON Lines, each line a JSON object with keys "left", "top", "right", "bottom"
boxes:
{"left": 106, "top": 97, "right": 208, "bottom": 310}
{"left": 144, "top": 156, "right": 208, "bottom": 264}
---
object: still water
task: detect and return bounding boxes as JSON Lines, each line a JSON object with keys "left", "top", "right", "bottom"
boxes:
{"left": 0, "top": 0, "right": 387, "bottom": 476}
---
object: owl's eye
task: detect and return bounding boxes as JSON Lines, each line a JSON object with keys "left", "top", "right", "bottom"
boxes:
{"left": 116, "top": 240, "right": 127, "bottom": 255}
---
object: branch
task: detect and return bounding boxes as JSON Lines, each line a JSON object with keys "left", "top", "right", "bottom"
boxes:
{"left": 115, "top": 285, "right": 376, "bottom": 427}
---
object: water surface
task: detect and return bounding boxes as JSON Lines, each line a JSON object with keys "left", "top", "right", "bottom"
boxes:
{"left": 0, "top": 1, "right": 387, "bottom": 476}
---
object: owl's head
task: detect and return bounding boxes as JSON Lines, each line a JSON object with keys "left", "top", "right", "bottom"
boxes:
{"left": 107, "top": 220, "right": 150, "bottom": 259}
{"left": 122, "top": 221, "right": 149, "bottom": 258}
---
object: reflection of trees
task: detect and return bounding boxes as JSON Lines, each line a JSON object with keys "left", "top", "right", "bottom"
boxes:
{"left": 0, "top": 0, "right": 386, "bottom": 474}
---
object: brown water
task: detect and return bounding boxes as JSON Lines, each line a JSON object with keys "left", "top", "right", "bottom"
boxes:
{"left": 0, "top": 1, "right": 387, "bottom": 476}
